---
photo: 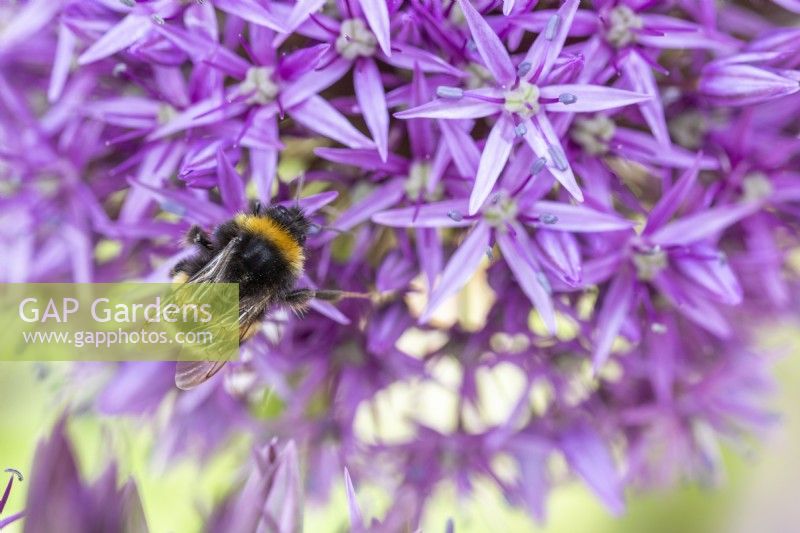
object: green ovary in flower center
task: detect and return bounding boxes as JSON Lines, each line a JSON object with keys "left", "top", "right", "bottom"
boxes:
{"left": 405, "top": 162, "right": 432, "bottom": 198}
{"left": 241, "top": 66, "right": 279, "bottom": 105}
{"left": 571, "top": 116, "right": 616, "bottom": 155}
{"left": 483, "top": 194, "right": 518, "bottom": 229}
{"left": 504, "top": 81, "right": 540, "bottom": 118}
{"left": 336, "top": 19, "right": 377, "bottom": 60}
{"left": 605, "top": 5, "right": 643, "bottom": 48}
{"left": 633, "top": 246, "right": 667, "bottom": 281}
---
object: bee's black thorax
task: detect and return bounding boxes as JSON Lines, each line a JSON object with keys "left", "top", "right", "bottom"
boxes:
{"left": 171, "top": 205, "right": 311, "bottom": 302}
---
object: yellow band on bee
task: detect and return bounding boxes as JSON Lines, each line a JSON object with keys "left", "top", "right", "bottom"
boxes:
{"left": 235, "top": 214, "right": 305, "bottom": 272}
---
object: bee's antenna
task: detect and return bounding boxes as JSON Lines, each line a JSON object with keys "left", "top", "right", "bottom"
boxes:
{"left": 308, "top": 223, "right": 351, "bottom": 236}
{"left": 293, "top": 173, "right": 306, "bottom": 208}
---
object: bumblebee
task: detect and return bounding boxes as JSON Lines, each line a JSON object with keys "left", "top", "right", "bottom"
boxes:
{"left": 171, "top": 201, "right": 365, "bottom": 389}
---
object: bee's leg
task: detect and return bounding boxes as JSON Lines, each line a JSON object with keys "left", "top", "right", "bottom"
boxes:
{"left": 186, "top": 225, "right": 213, "bottom": 250}
{"left": 250, "top": 199, "right": 262, "bottom": 215}
{"left": 283, "top": 288, "right": 315, "bottom": 314}
{"left": 313, "top": 290, "right": 372, "bottom": 302}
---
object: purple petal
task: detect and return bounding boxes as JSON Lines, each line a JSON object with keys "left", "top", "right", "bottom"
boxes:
{"left": 416, "top": 227, "right": 443, "bottom": 290}
{"left": 675, "top": 253, "right": 743, "bottom": 305}
{"left": 541, "top": 84, "right": 652, "bottom": 113}
{"left": 496, "top": 225, "right": 556, "bottom": 333}
{"left": 638, "top": 14, "right": 740, "bottom": 51}
{"left": 344, "top": 468, "right": 365, "bottom": 532}
{"left": 77, "top": 14, "right": 152, "bottom": 65}
{"left": 279, "top": 191, "right": 339, "bottom": 214}
{"left": 560, "top": 423, "right": 625, "bottom": 515}
{"left": 290, "top": 95, "right": 374, "bottom": 149}
{"left": 700, "top": 63, "right": 800, "bottom": 106}
{"left": 357, "top": 0, "right": 391, "bottom": 56}
{"left": 214, "top": 0, "right": 285, "bottom": 32}
{"left": 613, "top": 127, "right": 719, "bottom": 169}
{"left": 653, "top": 273, "right": 731, "bottom": 337}
{"left": 469, "top": 116, "right": 515, "bottom": 215}
{"left": 774, "top": 0, "right": 800, "bottom": 11}
{"left": 421, "top": 222, "right": 491, "bottom": 322}
{"left": 522, "top": 115, "right": 583, "bottom": 201}
{"left": 0, "top": 0, "right": 62, "bottom": 52}
{"left": 315, "top": 148, "right": 409, "bottom": 174}
{"left": 48, "top": 24, "right": 77, "bottom": 102}
{"left": 217, "top": 149, "right": 246, "bottom": 211}
{"left": 457, "top": 0, "right": 516, "bottom": 86}
{"left": 649, "top": 202, "right": 760, "bottom": 246}
{"left": 382, "top": 44, "right": 466, "bottom": 77}
{"left": 593, "top": 268, "right": 635, "bottom": 370}
{"left": 408, "top": 65, "right": 435, "bottom": 159}
{"left": 522, "top": 0, "right": 580, "bottom": 83}
{"left": 439, "top": 120, "right": 481, "bottom": 178}
{"left": 278, "top": 43, "right": 331, "bottom": 81}
{"left": 372, "top": 199, "right": 472, "bottom": 228}
{"left": 644, "top": 156, "right": 702, "bottom": 235}
{"left": 148, "top": 96, "right": 249, "bottom": 140}
{"left": 282, "top": 0, "right": 326, "bottom": 36}
{"left": 395, "top": 89, "right": 502, "bottom": 120}
{"left": 328, "top": 179, "right": 406, "bottom": 235}
{"left": 620, "top": 51, "right": 670, "bottom": 146}
{"left": 281, "top": 56, "right": 351, "bottom": 109}
{"left": 354, "top": 59, "right": 390, "bottom": 162}
{"left": 536, "top": 230, "right": 582, "bottom": 285}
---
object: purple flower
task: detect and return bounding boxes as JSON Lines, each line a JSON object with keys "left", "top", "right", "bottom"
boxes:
{"left": 397, "top": 0, "right": 651, "bottom": 213}
{"left": 0, "top": 0, "right": 798, "bottom": 528}
{"left": 20, "top": 418, "right": 148, "bottom": 533}
{"left": 373, "top": 149, "right": 633, "bottom": 330}
{"left": 208, "top": 439, "right": 303, "bottom": 533}
{"left": 700, "top": 53, "right": 800, "bottom": 106}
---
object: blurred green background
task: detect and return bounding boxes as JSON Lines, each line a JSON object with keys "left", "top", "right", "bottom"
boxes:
{"left": 1, "top": 324, "right": 798, "bottom": 533}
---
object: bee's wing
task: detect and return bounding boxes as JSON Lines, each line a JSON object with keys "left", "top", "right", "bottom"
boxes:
{"left": 175, "top": 360, "right": 228, "bottom": 390}
{"left": 174, "top": 293, "right": 271, "bottom": 390}
{"left": 187, "top": 237, "right": 240, "bottom": 284}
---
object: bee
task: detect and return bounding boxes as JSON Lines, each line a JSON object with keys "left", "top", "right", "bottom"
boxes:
{"left": 170, "top": 200, "right": 366, "bottom": 390}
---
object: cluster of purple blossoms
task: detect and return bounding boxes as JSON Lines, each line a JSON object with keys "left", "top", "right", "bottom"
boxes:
{"left": 1, "top": 0, "right": 799, "bottom": 530}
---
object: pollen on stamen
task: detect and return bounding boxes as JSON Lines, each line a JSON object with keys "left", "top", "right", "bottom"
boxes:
{"left": 540, "top": 213, "right": 558, "bottom": 225}
{"left": 517, "top": 62, "right": 532, "bottom": 77}
{"left": 436, "top": 86, "right": 464, "bottom": 99}
{"left": 151, "top": 14, "right": 165, "bottom": 25}
{"left": 514, "top": 124, "right": 527, "bottom": 137}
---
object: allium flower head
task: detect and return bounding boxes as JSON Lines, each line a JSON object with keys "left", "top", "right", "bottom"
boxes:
{"left": 0, "top": 0, "right": 798, "bottom": 530}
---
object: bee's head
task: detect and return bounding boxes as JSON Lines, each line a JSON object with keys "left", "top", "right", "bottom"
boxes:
{"left": 264, "top": 204, "right": 310, "bottom": 246}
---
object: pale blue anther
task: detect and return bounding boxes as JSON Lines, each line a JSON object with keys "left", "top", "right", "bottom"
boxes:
{"left": 558, "top": 93, "right": 578, "bottom": 104}
{"left": 436, "top": 86, "right": 464, "bottom": 99}
{"left": 548, "top": 146, "right": 569, "bottom": 171}
{"left": 537, "top": 271, "right": 552, "bottom": 294}
{"left": 531, "top": 157, "right": 547, "bottom": 174}
{"left": 545, "top": 15, "right": 561, "bottom": 40}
